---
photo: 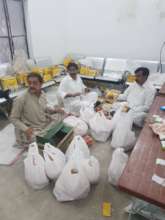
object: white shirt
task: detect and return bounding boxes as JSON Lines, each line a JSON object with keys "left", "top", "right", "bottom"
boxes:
{"left": 118, "top": 81, "right": 156, "bottom": 112}
{"left": 58, "top": 74, "right": 86, "bottom": 99}
{"left": 58, "top": 74, "right": 86, "bottom": 113}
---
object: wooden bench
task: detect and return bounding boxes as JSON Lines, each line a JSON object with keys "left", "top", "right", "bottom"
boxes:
{"left": 118, "top": 95, "right": 165, "bottom": 209}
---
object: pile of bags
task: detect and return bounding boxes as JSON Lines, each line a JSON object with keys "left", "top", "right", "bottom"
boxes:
{"left": 54, "top": 136, "right": 100, "bottom": 201}
{"left": 24, "top": 142, "right": 66, "bottom": 189}
{"left": 24, "top": 136, "right": 100, "bottom": 202}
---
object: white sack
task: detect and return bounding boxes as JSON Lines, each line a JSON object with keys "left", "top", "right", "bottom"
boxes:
{"left": 53, "top": 161, "right": 90, "bottom": 201}
{"left": 43, "top": 143, "right": 66, "bottom": 180}
{"left": 24, "top": 142, "right": 49, "bottom": 189}
{"left": 63, "top": 116, "right": 88, "bottom": 136}
{"left": 66, "top": 135, "right": 90, "bottom": 161}
{"left": 81, "top": 156, "right": 100, "bottom": 184}
{"left": 89, "top": 111, "right": 112, "bottom": 142}
{"left": 111, "top": 113, "right": 136, "bottom": 151}
{"left": 80, "top": 105, "right": 96, "bottom": 124}
{"left": 108, "top": 148, "right": 128, "bottom": 186}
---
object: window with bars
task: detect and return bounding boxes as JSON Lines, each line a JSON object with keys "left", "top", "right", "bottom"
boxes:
{"left": 0, "top": 0, "right": 29, "bottom": 64}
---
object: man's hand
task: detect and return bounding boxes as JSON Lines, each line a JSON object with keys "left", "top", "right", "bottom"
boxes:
{"left": 54, "top": 107, "right": 65, "bottom": 114}
{"left": 25, "top": 127, "right": 33, "bottom": 140}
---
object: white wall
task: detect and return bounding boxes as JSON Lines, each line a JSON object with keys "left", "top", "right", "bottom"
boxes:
{"left": 28, "top": 0, "right": 165, "bottom": 63}
{"left": 66, "top": 0, "right": 165, "bottom": 61}
{"left": 27, "top": 0, "right": 67, "bottom": 64}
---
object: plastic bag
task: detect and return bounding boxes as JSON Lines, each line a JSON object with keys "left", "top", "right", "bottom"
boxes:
{"left": 63, "top": 116, "right": 88, "bottom": 136}
{"left": 66, "top": 135, "right": 90, "bottom": 161}
{"left": 43, "top": 143, "right": 66, "bottom": 180}
{"left": 24, "top": 142, "right": 49, "bottom": 189}
{"left": 111, "top": 113, "right": 136, "bottom": 151}
{"left": 108, "top": 148, "right": 128, "bottom": 186}
{"left": 89, "top": 111, "right": 112, "bottom": 142}
{"left": 81, "top": 92, "right": 98, "bottom": 104}
{"left": 80, "top": 105, "right": 96, "bottom": 124}
{"left": 81, "top": 156, "right": 100, "bottom": 184}
{"left": 53, "top": 160, "right": 90, "bottom": 201}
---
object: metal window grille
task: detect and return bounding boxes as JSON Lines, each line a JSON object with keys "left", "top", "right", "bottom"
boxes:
{"left": 0, "top": 0, "right": 29, "bottom": 64}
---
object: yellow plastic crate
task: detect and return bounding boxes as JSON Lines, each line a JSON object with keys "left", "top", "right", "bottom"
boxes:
{"left": 23, "top": 73, "right": 29, "bottom": 86}
{"left": 80, "top": 66, "right": 98, "bottom": 76}
{"left": 43, "top": 67, "right": 52, "bottom": 75}
{"left": 16, "top": 72, "right": 27, "bottom": 85}
{"left": 43, "top": 74, "right": 52, "bottom": 82}
{"left": 32, "top": 67, "right": 43, "bottom": 76}
{"left": 51, "top": 66, "right": 62, "bottom": 77}
{"left": 1, "top": 76, "right": 18, "bottom": 90}
{"left": 63, "top": 57, "right": 73, "bottom": 67}
{"left": 127, "top": 74, "right": 136, "bottom": 82}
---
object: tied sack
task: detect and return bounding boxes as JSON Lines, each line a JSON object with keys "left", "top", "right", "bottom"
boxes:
{"left": 81, "top": 156, "right": 100, "bottom": 184}
{"left": 24, "top": 142, "right": 49, "bottom": 189}
{"left": 63, "top": 116, "right": 88, "bottom": 136}
{"left": 66, "top": 135, "right": 90, "bottom": 161}
{"left": 80, "top": 105, "right": 96, "bottom": 124}
{"left": 53, "top": 160, "right": 90, "bottom": 202}
{"left": 43, "top": 143, "right": 66, "bottom": 180}
{"left": 111, "top": 112, "right": 136, "bottom": 151}
{"left": 108, "top": 148, "right": 128, "bottom": 186}
{"left": 89, "top": 111, "right": 112, "bottom": 142}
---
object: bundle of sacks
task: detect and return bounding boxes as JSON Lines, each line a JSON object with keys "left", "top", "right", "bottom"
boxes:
{"left": 24, "top": 142, "right": 66, "bottom": 189}
{"left": 53, "top": 135, "right": 100, "bottom": 202}
{"left": 24, "top": 136, "right": 100, "bottom": 202}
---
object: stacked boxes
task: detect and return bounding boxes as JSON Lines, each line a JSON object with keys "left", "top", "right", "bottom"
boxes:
{"left": 0, "top": 76, "right": 18, "bottom": 90}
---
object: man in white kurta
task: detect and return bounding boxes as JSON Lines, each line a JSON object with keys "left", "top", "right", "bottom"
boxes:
{"left": 117, "top": 67, "right": 156, "bottom": 127}
{"left": 58, "top": 62, "right": 95, "bottom": 114}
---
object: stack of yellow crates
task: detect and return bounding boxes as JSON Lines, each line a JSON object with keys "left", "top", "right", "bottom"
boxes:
{"left": 63, "top": 56, "right": 73, "bottom": 67}
{"left": 32, "top": 67, "right": 43, "bottom": 76}
{"left": 127, "top": 74, "right": 136, "bottom": 83}
{"left": 0, "top": 75, "right": 18, "bottom": 90}
{"left": 16, "top": 72, "right": 28, "bottom": 85}
{"left": 51, "top": 66, "right": 62, "bottom": 77}
{"left": 43, "top": 67, "right": 52, "bottom": 82}
{"left": 80, "top": 66, "right": 98, "bottom": 77}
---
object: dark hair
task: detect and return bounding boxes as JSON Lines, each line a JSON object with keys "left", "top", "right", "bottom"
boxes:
{"left": 27, "top": 72, "right": 43, "bottom": 83}
{"left": 67, "top": 62, "right": 79, "bottom": 70}
{"left": 135, "top": 67, "right": 150, "bottom": 78}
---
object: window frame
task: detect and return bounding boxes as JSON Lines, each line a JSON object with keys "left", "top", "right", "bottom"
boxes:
{"left": 0, "top": 0, "right": 29, "bottom": 63}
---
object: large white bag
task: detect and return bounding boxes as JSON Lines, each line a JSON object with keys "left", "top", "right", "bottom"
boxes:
{"left": 53, "top": 161, "right": 90, "bottom": 201}
{"left": 43, "top": 143, "right": 66, "bottom": 180}
{"left": 89, "top": 111, "right": 112, "bottom": 142}
{"left": 63, "top": 116, "right": 88, "bottom": 136}
{"left": 108, "top": 148, "right": 128, "bottom": 186}
{"left": 81, "top": 156, "right": 100, "bottom": 184}
{"left": 80, "top": 105, "right": 96, "bottom": 124}
{"left": 81, "top": 91, "right": 98, "bottom": 104}
{"left": 111, "top": 113, "right": 136, "bottom": 151}
{"left": 66, "top": 135, "right": 90, "bottom": 161}
{"left": 24, "top": 142, "right": 49, "bottom": 189}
